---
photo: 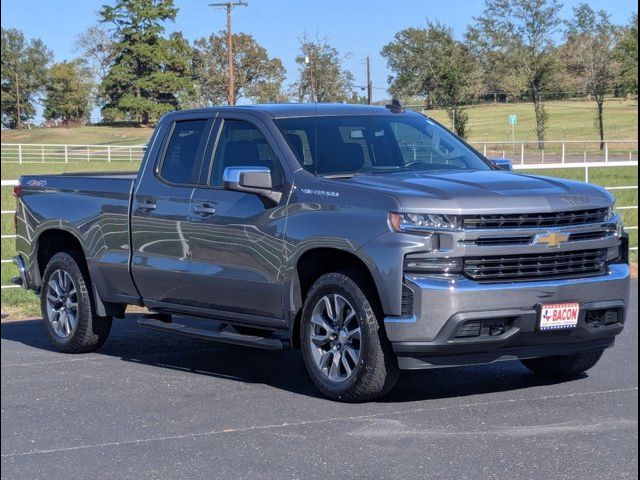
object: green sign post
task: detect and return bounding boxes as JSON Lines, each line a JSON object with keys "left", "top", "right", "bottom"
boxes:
{"left": 508, "top": 115, "right": 518, "bottom": 142}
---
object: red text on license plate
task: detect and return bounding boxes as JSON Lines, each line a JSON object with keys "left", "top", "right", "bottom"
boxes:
{"left": 539, "top": 303, "right": 580, "bottom": 331}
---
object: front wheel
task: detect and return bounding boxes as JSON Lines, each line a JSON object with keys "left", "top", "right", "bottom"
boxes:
{"left": 520, "top": 350, "right": 604, "bottom": 377}
{"left": 40, "top": 251, "right": 112, "bottom": 353}
{"left": 300, "top": 272, "right": 399, "bottom": 402}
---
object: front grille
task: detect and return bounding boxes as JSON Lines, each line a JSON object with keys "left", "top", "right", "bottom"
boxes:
{"left": 473, "top": 235, "right": 533, "bottom": 246}
{"left": 464, "top": 248, "right": 608, "bottom": 282}
{"left": 569, "top": 231, "right": 611, "bottom": 242}
{"left": 463, "top": 208, "right": 609, "bottom": 229}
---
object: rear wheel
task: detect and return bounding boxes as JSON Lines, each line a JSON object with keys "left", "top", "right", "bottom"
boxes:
{"left": 300, "top": 272, "right": 399, "bottom": 402}
{"left": 40, "top": 251, "right": 112, "bottom": 353}
{"left": 520, "top": 350, "right": 604, "bottom": 377}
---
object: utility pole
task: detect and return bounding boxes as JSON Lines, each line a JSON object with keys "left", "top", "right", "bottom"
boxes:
{"left": 366, "top": 56, "right": 372, "bottom": 105}
{"left": 304, "top": 54, "right": 317, "bottom": 103}
{"left": 15, "top": 70, "right": 21, "bottom": 129}
{"left": 209, "top": 2, "right": 248, "bottom": 106}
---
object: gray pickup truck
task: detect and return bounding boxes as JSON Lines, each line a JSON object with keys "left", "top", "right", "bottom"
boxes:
{"left": 12, "top": 104, "right": 631, "bottom": 401}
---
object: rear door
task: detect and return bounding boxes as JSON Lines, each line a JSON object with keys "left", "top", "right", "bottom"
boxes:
{"left": 131, "top": 116, "right": 214, "bottom": 306}
{"left": 185, "top": 114, "right": 291, "bottom": 323}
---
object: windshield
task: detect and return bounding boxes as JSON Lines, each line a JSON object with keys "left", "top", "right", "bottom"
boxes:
{"left": 275, "top": 114, "right": 491, "bottom": 176}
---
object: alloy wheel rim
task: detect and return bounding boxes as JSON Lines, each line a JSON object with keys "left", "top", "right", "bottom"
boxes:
{"left": 45, "top": 269, "right": 78, "bottom": 338}
{"left": 309, "top": 294, "right": 361, "bottom": 382}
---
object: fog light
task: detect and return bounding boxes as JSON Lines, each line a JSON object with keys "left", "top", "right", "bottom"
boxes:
{"left": 455, "top": 320, "right": 482, "bottom": 338}
{"left": 585, "top": 309, "right": 620, "bottom": 327}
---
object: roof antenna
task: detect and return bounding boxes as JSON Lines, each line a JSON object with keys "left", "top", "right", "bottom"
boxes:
{"left": 385, "top": 98, "right": 404, "bottom": 113}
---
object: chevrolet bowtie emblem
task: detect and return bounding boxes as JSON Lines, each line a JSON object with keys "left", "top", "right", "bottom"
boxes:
{"left": 533, "top": 232, "right": 570, "bottom": 248}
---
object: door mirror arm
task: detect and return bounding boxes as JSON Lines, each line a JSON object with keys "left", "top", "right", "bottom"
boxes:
{"left": 489, "top": 158, "right": 514, "bottom": 171}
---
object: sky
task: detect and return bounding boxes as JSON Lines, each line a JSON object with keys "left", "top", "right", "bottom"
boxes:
{"left": 1, "top": 0, "right": 637, "bottom": 112}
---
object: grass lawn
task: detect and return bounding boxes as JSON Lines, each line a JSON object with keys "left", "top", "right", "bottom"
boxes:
{"left": 1, "top": 124, "right": 153, "bottom": 146}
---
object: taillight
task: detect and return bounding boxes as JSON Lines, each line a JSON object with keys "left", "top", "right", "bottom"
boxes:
{"left": 13, "top": 185, "right": 20, "bottom": 231}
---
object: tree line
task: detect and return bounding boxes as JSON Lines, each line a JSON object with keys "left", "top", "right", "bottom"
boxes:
{"left": 1, "top": 0, "right": 637, "bottom": 146}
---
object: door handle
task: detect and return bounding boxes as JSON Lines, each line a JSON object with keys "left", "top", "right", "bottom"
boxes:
{"left": 193, "top": 203, "right": 216, "bottom": 216}
{"left": 137, "top": 200, "right": 157, "bottom": 212}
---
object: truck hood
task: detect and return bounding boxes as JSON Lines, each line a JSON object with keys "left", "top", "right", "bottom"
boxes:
{"left": 343, "top": 170, "right": 614, "bottom": 214}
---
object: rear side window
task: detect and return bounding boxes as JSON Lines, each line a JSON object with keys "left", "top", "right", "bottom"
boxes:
{"left": 160, "top": 120, "right": 209, "bottom": 185}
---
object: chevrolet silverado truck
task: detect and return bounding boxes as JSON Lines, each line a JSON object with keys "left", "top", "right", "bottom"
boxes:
{"left": 12, "top": 104, "right": 631, "bottom": 402}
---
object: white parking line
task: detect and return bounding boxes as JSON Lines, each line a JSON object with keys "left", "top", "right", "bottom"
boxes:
{"left": 1, "top": 358, "right": 95, "bottom": 368}
{"left": 2, "top": 386, "right": 637, "bottom": 459}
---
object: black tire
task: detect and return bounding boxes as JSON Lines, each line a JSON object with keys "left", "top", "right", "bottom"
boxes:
{"left": 300, "top": 272, "right": 399, "bottom": 402}
{"left": 521, "top": 350, "right": 604, "bottom": 377}
{"left": 40, "top": 251, "right": 112, "bottom": 353}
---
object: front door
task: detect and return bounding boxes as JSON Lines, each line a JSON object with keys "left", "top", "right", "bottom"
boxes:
{"left": 186, "top": 116, "right": 290, "bottom": 322}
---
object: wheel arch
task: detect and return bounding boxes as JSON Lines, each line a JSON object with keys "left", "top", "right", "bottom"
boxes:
{"left": 34, "top": 229, "right": 87, "bottom": 287}
{"left": 34, "top": 228, "right": 122, "bottom": 317}
{"left": 287, "top": 247, "right": 384, "bottom": 348}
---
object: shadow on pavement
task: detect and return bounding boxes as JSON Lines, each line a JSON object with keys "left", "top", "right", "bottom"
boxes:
{"left": 1, "top": 313, "right": 580, "bottom": 403}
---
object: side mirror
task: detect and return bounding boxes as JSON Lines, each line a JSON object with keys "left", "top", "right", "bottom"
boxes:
{"left": 223, "top": 166, "right": 281, "bottom": 202}
{"left": 490, "top": 158, "right": 513, "bottom": 171}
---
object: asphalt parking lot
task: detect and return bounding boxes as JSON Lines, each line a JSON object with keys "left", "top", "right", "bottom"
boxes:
{"left": 2, "top": 280, "right": 637, "bottom": 480}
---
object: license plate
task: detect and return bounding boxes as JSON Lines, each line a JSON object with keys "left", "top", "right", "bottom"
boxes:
{"left": 539, "top": 303, "right": 580, "bottom": 331}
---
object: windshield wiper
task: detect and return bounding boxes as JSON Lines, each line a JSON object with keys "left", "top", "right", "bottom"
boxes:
{"left": 322, "top": 173, "right": 357, "bottom": 179}
{"left": 360, "top": 168, "right": 403, "bottom": 175}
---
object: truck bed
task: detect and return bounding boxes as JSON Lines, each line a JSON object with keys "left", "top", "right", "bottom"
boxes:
{"left": 16, "top": 172, "right": 140, "bottom": 305}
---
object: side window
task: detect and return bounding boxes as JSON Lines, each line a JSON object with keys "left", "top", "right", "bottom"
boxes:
{"left": 392, "top": 122, "right": 434, "bottom": 165}
{"left": 392, "top": 122, "right": 465, "bottom": 168}
{"left": 159, "top": 119, "right": 209, "bottom": 185}
{"left": 210, "top": 120, "right": 282, "bottom": 186}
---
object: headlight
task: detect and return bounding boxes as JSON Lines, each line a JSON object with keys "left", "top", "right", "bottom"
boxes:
{"left": 607, "top": 201, "right": 618, "bottom": 221}
{"left": 389, "top": 212, "right": 462, "bottom": 233}
{"left": 404, "top": 253, "right": 463, "bottom": 274}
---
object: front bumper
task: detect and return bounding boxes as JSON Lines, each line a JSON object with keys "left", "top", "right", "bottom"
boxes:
{"left": 384, "top": 263, "right": 631, "bottom": 369}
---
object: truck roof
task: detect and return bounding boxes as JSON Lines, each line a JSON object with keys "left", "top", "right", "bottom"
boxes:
{"left": 165, "top": 103, "right": 419, "bottom": 119}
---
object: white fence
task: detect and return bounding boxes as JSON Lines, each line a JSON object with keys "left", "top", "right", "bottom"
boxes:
{"left": 0, "top": 140, "right": 637, "bottom": 165}
{"left": 0, "top": 143, "right": 147, "bottom": 164}
{"left": 470, "top": 140, "right": 638, "bottom": 165}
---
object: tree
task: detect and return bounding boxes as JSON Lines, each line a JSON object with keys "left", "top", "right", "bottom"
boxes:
{"left": 0, "top": 28, "right": 51, "bottom": 128}
{"left": 292, "top": 35, "right": 355, "bottom": 103}
{"left": 99, "top": 0, "right": 194, "bottom": 124}
{"left": 192, "top": 32, "right": 286, "bottom": 106}
{"left": 468, "top": 0, "right": 563, "bottom": 147}
{"left": 564, "top": 4, "right": 619, "bottom": 149}
{"left": 382, "top": 22, "right": 480, "bottom": 138}
{"left": 43, "top": 60, "right": 94, "bottom": 123}
{"left": 74, "top": 24, "right": 116, "bottom": 83}
{"left": 616, "top": 13, "right": 638, "bottom": 96}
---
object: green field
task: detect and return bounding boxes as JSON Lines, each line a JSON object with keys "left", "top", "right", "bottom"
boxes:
{"left": 422, "top": 99, "right": 638, "bottom": 142}
{"left": 1, "top": 124, "right": 153, "bottom": 146}
{"left": 1, "top": 98, "right": 638, "bottom": 317}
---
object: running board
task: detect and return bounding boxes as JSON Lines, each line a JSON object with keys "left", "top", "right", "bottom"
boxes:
{"left": 137, "top": 316, "right": 287, "bottom": 351}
